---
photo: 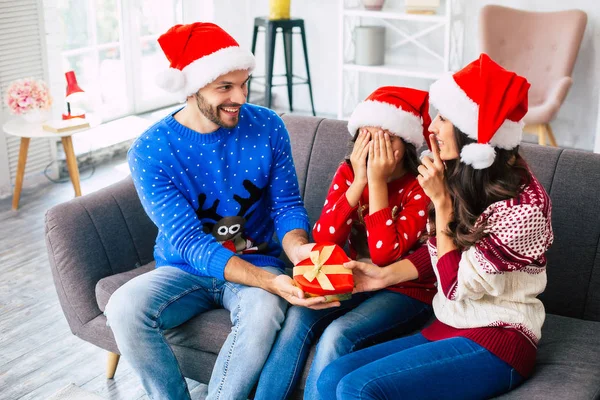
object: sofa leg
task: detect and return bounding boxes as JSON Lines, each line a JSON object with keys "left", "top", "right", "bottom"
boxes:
{"left": 107, "top": 352, "right": 120, "bottom": 379}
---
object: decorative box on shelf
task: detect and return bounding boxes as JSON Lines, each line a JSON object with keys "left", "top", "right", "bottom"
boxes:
{"left": 405, "top": 0, "right": 440, "bottom": 14}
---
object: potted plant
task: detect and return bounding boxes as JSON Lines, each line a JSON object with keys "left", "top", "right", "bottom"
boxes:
{"left": 4, "top": 77, "right": 53, "bottom": 123}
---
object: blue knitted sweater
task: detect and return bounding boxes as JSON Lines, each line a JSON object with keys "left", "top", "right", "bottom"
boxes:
{"left": 128, "top": 104, "right": 310, "bottom": 279}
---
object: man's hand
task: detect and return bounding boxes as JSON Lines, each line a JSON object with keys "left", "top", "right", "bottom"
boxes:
{"left": 344, "top": 260, "right": 392, "bottom": 293}
{"left": 272, "top": 275, "right": 341, "bottom": 309}
{"left": 289, "top": 242, "right": 316, "bottom": 266}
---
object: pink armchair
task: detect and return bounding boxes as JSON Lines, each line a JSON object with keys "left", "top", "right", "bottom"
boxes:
{"left": 479, "top": 5, "right": 587, "bottom": 146}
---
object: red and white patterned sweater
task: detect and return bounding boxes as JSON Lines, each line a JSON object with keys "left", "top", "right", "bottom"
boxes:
{"left": 412, "top": 172, "right": 553, "bottom": 377}
{"left": 312, "top": 162, "right": 436, "bottom": 304}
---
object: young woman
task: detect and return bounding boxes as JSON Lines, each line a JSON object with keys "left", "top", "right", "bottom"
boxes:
{"left": 254, "top": 87, "right": 436, "bottom": 400}
{"left": 317, "top": 54, "right": 554, "bottom": 400}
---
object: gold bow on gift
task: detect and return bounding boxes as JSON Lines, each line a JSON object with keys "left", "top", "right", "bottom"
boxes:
{"left": 293, "top": 245, "right": 349, "bottom": 291}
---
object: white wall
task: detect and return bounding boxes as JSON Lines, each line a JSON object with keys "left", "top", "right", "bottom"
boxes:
{"left": 212, "top": 0, "right": 339, "bottom": 118}
{"left": 212, "top": 0, "right": 600, "bottom": 152}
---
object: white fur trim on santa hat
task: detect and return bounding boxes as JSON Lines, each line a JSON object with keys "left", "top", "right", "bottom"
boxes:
{"left": 460, "top": 143, "right": 496, "bottom": 169}
{"left": 429, "top": 73, "right": 524, "bottom": 150}
{"left": 161, "top": 46, "right": 256, "bottom": 102}
{"left": 347, "top": 100, "right": 424, "bottom": 147}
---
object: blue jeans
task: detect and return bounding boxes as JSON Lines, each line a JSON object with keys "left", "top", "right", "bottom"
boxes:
{"left": 255, "top": 290, "right": 432, "bottom": 400}
{"left": 104, "top": 266, "right": 287, "bottom": 400}
{"left": 318, "top": 333, "right": 525, "bottom": 400}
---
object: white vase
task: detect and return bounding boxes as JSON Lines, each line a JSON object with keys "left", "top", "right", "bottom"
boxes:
{"left": 22, "top": 108, "right": 50, "bottom": 124}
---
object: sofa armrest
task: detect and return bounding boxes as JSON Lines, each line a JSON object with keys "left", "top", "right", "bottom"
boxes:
{"left": 45, "top": 176, "right": 157, "bottom": 334}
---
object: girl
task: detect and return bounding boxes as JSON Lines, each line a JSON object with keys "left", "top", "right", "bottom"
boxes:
{"left": 318, "top": 54, "right": 554, "bottom": 400}
{"left": 255, "top": 86, "right": 436, "bottom": 400}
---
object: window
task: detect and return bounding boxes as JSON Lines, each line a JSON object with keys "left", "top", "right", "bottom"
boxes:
{"left": 54, "top": 0, "right": 199, "bottom": 122}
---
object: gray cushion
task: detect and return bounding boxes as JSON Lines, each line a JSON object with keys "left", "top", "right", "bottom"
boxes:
{"left": 165, "top": 309, "right": 231, "bottom": 354}
{"left": 95, "top": 262, "right": 155, "bottom": 311}
{"left": 538, "top": 150, "right": 600, "bottom": 320}
{"left": 301, "top": 119, "right": 350, "bottom": 227}
{"left": 518, "top": 143, "right": 561, "bottom": 192}
{"left": 95, "top": 262, "right": 232, "bottom": 357}
{"left": 282, "top": 114, "right": 325, "bottom": 198}
{"left": 496, "top": 314, "right": 600, "bottom": 399}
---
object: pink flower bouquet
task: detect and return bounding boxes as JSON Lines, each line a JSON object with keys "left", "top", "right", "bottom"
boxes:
{"left": 4, "top": 78, "right": 53, "bottom": 115}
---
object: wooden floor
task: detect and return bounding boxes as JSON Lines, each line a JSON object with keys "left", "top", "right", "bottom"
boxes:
{"left": 0, "top": 156, "right": 207, "bottom": 400}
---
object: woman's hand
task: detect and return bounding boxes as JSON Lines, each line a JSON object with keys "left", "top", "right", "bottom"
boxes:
{"left": 367, "top": 131, "right": 399, "bottom": 183}
{"left": 350, "top": 129, "right": 371, "bottom": 185}
{"left": 417, "top": 134, "right": 449, "bottom": 206}
{"left": 344, "top": 260, "right": 393, "bottom": 293}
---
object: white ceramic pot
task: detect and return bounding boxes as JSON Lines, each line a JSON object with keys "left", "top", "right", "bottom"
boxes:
{"left": 22, "top": 108, "right": 50, "bottom": 124}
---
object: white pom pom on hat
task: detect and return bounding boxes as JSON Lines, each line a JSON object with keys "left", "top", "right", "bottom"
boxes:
{"left": 460, "top": 143, "right": 496, "bottom": 170}
{"left": 155, "top": 68, "right": 185, "bottom": 93}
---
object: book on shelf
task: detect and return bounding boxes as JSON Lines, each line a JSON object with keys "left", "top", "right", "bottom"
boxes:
{"left": 42, "top": 118, "right": 90, "bottom": 133}
{"left": 405, "top": 0, "right": 439, "bottom": 14}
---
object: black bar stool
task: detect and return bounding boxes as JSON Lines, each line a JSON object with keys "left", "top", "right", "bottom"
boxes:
{"left": 248, "top": 17, "right": 316, "bottom": 116}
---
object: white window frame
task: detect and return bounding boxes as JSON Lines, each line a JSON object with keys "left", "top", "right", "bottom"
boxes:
{"left": 46, "top": 0, "right": 213, "bottom": 122}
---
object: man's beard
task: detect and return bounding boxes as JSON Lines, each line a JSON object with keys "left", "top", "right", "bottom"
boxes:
{"left": 195, "top": 93, "right": 241, "bottom": 129}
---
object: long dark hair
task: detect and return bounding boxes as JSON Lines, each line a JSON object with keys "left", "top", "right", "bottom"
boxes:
{"left": 428, "top": 126, "right": 531, "bottom": 249}
{"left": 344, "top": 130, "right": 420, "bottom": 177}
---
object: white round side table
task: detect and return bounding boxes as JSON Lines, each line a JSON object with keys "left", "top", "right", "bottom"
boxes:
{"left": 2, "top": 115, "right": 101, "bottom": 210}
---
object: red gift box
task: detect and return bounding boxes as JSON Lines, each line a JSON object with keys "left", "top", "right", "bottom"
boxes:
{"left": 293, "top": 243, "right": 354, "bottom": 300}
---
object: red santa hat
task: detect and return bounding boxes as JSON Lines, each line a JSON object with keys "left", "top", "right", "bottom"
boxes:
{"left": 155, "top": 23, "right": 255, "bottom": 101}
{"left": 428, "top": 53, "right": 530, "bottom": 169}
{"left": 347, "top": 86, "right": 431, "bottom": 148}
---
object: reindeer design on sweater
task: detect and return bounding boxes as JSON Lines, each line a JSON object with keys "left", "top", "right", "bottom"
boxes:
{"left": 195, "top": 179, "right": 269, "bottom": 254}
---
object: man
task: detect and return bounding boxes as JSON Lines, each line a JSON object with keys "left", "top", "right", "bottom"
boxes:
{"left": 105, "top": 22, "right": 331, "bottom": 400}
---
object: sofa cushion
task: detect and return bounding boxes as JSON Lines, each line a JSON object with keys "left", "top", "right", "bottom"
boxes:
{"left": 281, "top": 114, "right": 325, "bottom": 198}
{"left": 496, "top": 314, "right": 600, "bottom": 399}
{"left": 302, "top": 118, "right": 350, "bottom": 227}
{"left": 95, "top": 262, "right": 232, "bottom": 355}
{"left": 164, "top": 309, "right": 231, "bottom": 355}
{"left": 95, "top": 262, "right": 155, "bottom": 311}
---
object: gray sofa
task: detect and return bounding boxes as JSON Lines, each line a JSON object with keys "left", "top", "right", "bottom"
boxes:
{"left": 45, "top": 114, "right": 600, "bottom": 399}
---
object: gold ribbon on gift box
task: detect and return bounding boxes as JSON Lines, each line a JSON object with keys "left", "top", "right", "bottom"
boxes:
{"left": 293, "top": 245, "right": 350, "bottom": 291}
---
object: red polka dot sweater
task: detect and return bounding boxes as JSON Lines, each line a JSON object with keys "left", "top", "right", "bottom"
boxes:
{"left": 312, "top": 162, "right": 436, "bottom": 304}
{"left": 413, "top": 172, "right": 553, "bottom": 377}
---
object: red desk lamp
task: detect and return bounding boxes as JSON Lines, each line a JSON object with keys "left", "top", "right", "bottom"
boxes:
{"left": 62, "top": 71, "right": 86, "bottom": 120}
